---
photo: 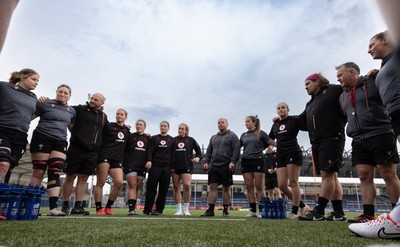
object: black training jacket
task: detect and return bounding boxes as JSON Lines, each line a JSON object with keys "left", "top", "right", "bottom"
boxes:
{"left": 69, "top": 103, "right": 108, "bottom": 151}
{"left": 298, "top": 84, "right": 346, "bottom": 143}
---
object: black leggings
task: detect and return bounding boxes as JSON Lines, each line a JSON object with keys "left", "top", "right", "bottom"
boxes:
{"left": 143, "top": 166, "right": 171, "bottom": 214}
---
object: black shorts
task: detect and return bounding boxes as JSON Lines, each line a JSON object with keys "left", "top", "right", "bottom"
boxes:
{"left": 173, "top": 169, "right": 192, "bottom": 175}
{"left": 390, "top": 109, "right": 400, "bottom": 137}
{"left": 276, "top": 151, "right": 303, "bottom": 168}
{"left": 312, "top": 139, "right": 344, "bottom": 173}
{"left": 208, "top": 165, "right": 233, "bottom": 186}
{"left": 0, "top": 128, "right": 28, "bottom": 166}
{"left": 352, "top": 134, "right": 399, "bottom": 165}
{"left": 30, "top": 130, "right": 68, "bottom": 154}
{"left": 241, "top": 158, "right": 266, "bottom": 173}
{"left": 123, "top": 160, "right": 147, "bottom": 174}
{"left": 265, "top": 177, "right": 278, "bottom": 190}
{"left": 65, "top": 143, "right": 98, "bottom": 176}
{"left": 98, "top": 157, "right": 123, "bottom": 169}
{"left": 125, "top": 169, "right": 147, "bottom": 178}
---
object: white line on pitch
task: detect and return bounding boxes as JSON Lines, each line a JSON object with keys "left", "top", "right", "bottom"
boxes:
{"left": 41, "top": 216, "right": 246, "bottom": 221}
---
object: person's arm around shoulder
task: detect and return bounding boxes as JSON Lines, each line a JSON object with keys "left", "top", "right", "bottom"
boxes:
{"left": 295, "top": 109, "right": 308, "bottom": 131}
{"left": 261, "top": 130, "right": 276, "bottom": 147}
{"left": 31, "top": 101, "right": 42, "bottom": 120}
{"left": 332, "top": 84, "right": 344, "bottom": 95}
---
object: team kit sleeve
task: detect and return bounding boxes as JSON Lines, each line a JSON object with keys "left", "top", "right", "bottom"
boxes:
{"left": 171, "top": 138, "right": 177, "bottom": 169}
{"left": 204, "top": 137, "right": 213, "bottom": 164}
{"left": 193, "top": 138, "right": 202, "bottom": 160}
{"left": 239, "top": 133, "right": 244, "bottom": 147}
{"left": 268, "top": 123, "right": 276, "bottom": 140}
{"left": 124, "top": 134, "right": 132, "bottom": 156}
{"left": 338, "top": 94, "right": 348, "bottom": 125}
{"left": 260, "top": 130, "right": 271, "bottom": 148}
{"left": 296, "top": 109, "right": 308, "bottom": 131}
{"left": 146, "top": 136, "right": 155, "bottom": 162}
{"left": 103, "top": 113, "right": 109, "bottom": 129}
{"left": 33, "top": 101, "right": 44, "bottom": 117}
{"left": 290, "top": 115, "right": 307, "bottom": 131}
{"left": 231, "top": 133, "right": 241, "bottom": 164}
{"left": 70, "top": 107, "right": 76, "bottom": 125}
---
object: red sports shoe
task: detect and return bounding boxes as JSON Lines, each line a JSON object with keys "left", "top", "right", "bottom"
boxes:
{"left": 96, "top": 209, "right": 106, "bottom": 215}
{"left": 347, "top": 214, "right": 374, "bottom": 223}
{"left": 105, "top": 208, "right": 113, "bottom": 215}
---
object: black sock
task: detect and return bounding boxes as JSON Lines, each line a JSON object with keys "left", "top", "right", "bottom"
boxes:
{"left": 250, "top": 203, "right": 257, "bottom": 213}
{"left": 95, "top": 202, "right": 102, "bottom": 211}
{"left": 364, "top": 204, "right": 375, "bottom": 217}
{"left": 49, "top": 197, "right": 58, "bottom": 210}
{"left": 106, "top": 200, "right": 114, "bottom": 208}
{"left": 331, "top": 200, "right": 344, "bottom": 215}
{"left": 299, "top": 200, "right": 305, "bottom": 208}
{"left": 128, "top": 199, "right": 137, "bottom": 211}
{"left": 223, "top": 204, "right": 229, "bottom": 212}
{"left": 63, "top": 201, "right": 69, "bottom": 208}
{"left": 74, "top": 201, "right": 82, "bottom": 208}
{"left": 209, "top": 204, "right": 215, "bottom": 211}
{"left": 315, "top": 197, "right": 329, "bottom": 215}
{"left": 292, "top": 206, "right": 299, "bottom": 215}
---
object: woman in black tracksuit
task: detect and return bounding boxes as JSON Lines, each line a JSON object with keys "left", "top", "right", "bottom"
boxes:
{"left": 143, "top": 121, "right": 173, "bottom": 215}
{"left": 171, "top": 123, "right": 202, "bottom": 216}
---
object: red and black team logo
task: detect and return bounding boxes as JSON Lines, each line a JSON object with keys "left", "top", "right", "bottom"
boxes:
{"left": 118, "top": 132, "right": 124, "bottom": 140}
{"left": 160, "top": 140, "right": 166, "bottom": 145}
{"left": 178, "top": 142, "right": 184, "bottom": 148}
{"left": 137, "top": 141, "right": 144, "bottom": 148}
{"left": 279, "top": 124, "right": 286, "bottom": 131}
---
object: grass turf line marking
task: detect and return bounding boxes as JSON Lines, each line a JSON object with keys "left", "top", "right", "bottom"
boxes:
{"left": 41, "top": 216, "right": 245, "bottom": 221}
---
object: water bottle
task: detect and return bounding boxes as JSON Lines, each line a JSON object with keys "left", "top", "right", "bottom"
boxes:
{"left": 278, "top": 198, "right": 286, "bottom": 219}
{"left": 272, "top": 200, "right": 279, "bottom": 219}
{"left": 265, "top": 197, "right": 271, "bottom": 219}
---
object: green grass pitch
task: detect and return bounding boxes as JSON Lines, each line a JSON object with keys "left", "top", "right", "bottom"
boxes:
{"left": 0, "top": 209, "right": 398, "bottom": 246}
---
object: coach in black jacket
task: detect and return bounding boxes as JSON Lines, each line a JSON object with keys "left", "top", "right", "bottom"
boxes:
{"left": 62, "top": 93, "right": 108, "bottom": 215}
{"left": 298, "top": 73, "right": 347, "bottom": 221}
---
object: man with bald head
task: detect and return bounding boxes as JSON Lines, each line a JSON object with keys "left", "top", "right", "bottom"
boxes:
{"left": 62, "top": 93, "right": 108, "bottom": 215}
{"left": 201, "top": 118, "right": 240, "bottom": 217}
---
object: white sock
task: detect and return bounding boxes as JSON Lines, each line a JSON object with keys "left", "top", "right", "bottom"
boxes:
{"left": 176, "top": 203, "right": 182, "bottom": 213}
{"left": 389, "top": 202, "right": 400, "bottom": 223}
{"left": 184, "top": 203, "right": 190, "bottom": 212}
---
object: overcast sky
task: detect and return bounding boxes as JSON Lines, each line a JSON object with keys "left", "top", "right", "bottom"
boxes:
{"left": 0, "top": 0, "right": 388, "bottom": 151}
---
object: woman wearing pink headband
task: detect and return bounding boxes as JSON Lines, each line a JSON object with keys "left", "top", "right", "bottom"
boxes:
{"left": 298, "top": 73, "right": 347, "bottom": 222}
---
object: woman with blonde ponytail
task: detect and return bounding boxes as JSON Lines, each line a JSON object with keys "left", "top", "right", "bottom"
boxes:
{"left": 240, "top": 115, "right": 275, "bottom": 217}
